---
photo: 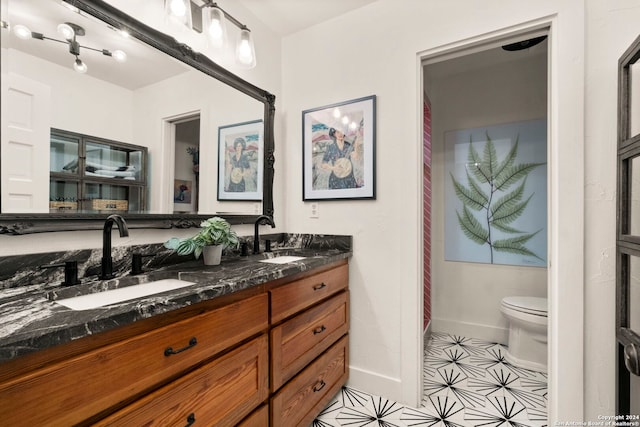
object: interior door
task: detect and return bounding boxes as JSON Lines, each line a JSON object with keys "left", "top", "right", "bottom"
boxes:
{"left": 1, "top": 73, "right": 51, "bottom": 213}
{"left": 616, "top": 34, "right": 640, "bottom": 416}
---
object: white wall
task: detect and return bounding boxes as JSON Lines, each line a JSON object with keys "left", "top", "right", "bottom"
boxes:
{"left": 583, "top": 0, "right": 640, "bottom": 421}
{"left": 429, "top": 52, "right": 548, "bottom": 343}
{"left": 280, "top": 0, "right": 585, "bottom": 420}
{"left": 4, "top": 49, "right": 134, "bottom": 142}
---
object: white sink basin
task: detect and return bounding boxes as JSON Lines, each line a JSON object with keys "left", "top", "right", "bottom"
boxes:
{"left": 55, "top": 279, "right": 196, "bottom": 311}
{"left": 259, "top": 255, "right": 307, "bottom": 264}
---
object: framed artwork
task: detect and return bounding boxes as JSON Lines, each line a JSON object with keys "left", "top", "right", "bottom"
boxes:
{"left": 444, "top": 119, "right": 547, "bottom": 267}
{"left": 173, "top": 179, "right": 192, "bottom": 204}
{"left": 302, "top": 95, "right": 376, "bottom": 200}
{"left": 217, "top": 119, "right": 263, "bottom": 201}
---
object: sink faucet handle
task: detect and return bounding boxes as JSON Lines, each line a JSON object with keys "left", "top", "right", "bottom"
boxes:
{"left": 40, "top": 261, "right": 79, "bottom": 286}
{"left": 131, "top": 253, "right": 154, "bottom": 275}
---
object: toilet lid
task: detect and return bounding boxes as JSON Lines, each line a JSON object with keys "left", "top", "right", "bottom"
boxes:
{"left": 502, "top": 296, "right": 548, "bottom": 317}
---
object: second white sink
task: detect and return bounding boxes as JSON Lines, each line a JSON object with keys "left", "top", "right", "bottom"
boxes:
{"left": 55, "top": 279, "right": 196, "bottom": 311}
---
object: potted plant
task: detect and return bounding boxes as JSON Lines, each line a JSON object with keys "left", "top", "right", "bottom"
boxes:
{"left": 164, "top": 216, "right": 239, "bottom": 265}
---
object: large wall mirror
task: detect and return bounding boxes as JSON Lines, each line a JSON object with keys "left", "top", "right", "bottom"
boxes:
{"left": 0, "top": 0, "right": 275, "bottom": 234}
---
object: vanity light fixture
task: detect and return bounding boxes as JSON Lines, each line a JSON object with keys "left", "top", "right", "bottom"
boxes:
{"left": 9, "top": 21, "right": 127, "bottom": 74}
{"left": 165, "top": 0, "right": 257, "bottom": 69}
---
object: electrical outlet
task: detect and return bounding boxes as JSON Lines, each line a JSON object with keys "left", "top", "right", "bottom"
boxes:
{"left": 253, "top": 203, "right": 260, "bottom": 214}
{"left": 310, "top": 202, "right": 319, "bottom": 218}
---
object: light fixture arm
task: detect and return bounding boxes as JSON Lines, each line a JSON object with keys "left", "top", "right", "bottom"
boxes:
{"left": 202, "top": 1, "right": 247, "bottom": 31}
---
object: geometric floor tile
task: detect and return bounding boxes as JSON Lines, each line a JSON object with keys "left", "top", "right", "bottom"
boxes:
{"left": 312, "top": 333, "right": 547, "bottom": 427}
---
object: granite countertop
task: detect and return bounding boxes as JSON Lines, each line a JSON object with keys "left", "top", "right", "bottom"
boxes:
{"left": 0, "top": 235, "right": 351, "bottom": 363}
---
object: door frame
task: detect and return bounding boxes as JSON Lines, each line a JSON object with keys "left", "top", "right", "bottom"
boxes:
{"left": 615, "top": 34, "right": 640, "bottom": 415}
{"left": 415, "top": 14, "right": 585, "bottom": 421}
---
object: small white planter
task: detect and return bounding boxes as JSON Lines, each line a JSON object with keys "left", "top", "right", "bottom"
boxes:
{"left": 202, "top": 245, "right": 223, "bottom": 266}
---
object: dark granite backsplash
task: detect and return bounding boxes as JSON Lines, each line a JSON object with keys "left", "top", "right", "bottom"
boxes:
{"left": 0, "top": 233, "right": 352, "bottom": 289}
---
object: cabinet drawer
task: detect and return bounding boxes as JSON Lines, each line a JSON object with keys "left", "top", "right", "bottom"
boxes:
{"left": 271, "top": 335, "right": 349, "bottom": 427}
{"left": 0, "top": 293, "right": 268, "bottom": 426}
{"left": 238, "top": 404, "right": 269, "bottom": 427}
{"left": 270, "top": 263, "right": 348, "bottom": 323}
{"left": 95, "top": 334, "right": 269, "bottom": 427}
{"left": 271, "top": 291, "right": 348, "bottom": 390}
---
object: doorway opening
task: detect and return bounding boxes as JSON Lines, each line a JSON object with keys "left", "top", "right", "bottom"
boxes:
{"left": 420, "top": 28, "right": 550, "bottom": 417}
{"left": 162, "top": 113, "right": 201, "bottom": 214}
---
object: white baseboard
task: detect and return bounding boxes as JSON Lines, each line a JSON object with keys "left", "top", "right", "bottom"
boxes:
{"left": 432, "top": 317, "right": 509, "bottom": 344}
{"left": 347, "top": 365, "right": 403, "bottom": 403}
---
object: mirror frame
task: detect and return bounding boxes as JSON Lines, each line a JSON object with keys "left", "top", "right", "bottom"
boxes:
{"left": 0, "top": 0, "right": 275, "bottom": 234}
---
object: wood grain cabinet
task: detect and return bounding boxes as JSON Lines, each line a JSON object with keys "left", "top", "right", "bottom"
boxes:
{"left": 269, "top": 262, "right": 350, "bottom": 426}
{"left": 0, "top": 260, "right": 349, "bottom": 426}
{"left": 0, "top": 293, "right": 269, "bottom": 426}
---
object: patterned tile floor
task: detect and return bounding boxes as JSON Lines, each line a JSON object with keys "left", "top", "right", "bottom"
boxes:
{"left": 312, "top": 332, "right": 548, "bottom": 426}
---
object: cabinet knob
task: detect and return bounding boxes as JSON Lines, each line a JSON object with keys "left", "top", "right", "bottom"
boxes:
{"left": 185, "top": 412, "right": 196, "bottom": 426}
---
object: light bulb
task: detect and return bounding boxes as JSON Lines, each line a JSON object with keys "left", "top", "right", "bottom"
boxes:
{"left": 333, "top": 108, "right": 341, "bottom": 119}
{"left": 57, "top": 23, "right": 75, "bottom": 40}
{"left": 13, "top": 24, "right": 32, "bottom": 40}
{"left": 73, "top": 58, "right": 87, "bottom": 73}
{"left": 341, "top": 116, "right": 349, "bottom": 126}
{"left": 235, "top": 28, "right": 255, "bottom": 68}
{"left": 111, "top": 50, "right": 127, "bottom": 63}
{"left": 205, "top": 7, "right": 226, "bottom": 48}
{"left": 169, "top": 0, "right": 187, "bottom": 17}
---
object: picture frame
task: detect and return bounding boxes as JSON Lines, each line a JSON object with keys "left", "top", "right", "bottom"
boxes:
{"left": 444, "top": 119, "right": 547, "bottom": 267}
{"left": 302, "top": 95, "right": 376, "bottom": 200}
{"left": 217, "top": 119, "right": 263, "bottom": 201}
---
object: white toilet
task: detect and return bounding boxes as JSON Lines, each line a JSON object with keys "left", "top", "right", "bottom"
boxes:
{"left": 500, "top": 296, "right": 548, "bottom": 373}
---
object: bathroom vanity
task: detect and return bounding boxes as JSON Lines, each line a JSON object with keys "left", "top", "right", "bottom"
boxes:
{"left": 0, "top": 242, "right": 350, "bottom": 426}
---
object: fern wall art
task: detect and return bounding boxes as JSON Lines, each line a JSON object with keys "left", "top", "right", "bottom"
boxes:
{"left": 444, "top": 120, "right": 547, "bottom": 267}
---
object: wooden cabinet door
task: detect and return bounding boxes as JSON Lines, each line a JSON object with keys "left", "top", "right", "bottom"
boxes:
{"left": 95, "top": 335, "right": 269, "bottom": 427}
{"left": 271, "top": 335, "right": 349, "bottom": 427}
{"left": 270, "top": 263, "right": 348, "bottom": 323}
{"left": 271, "top": 291, "right": 349, "bottom": 390}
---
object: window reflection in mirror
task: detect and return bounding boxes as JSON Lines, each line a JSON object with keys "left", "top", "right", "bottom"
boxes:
{"left": 1, "top": 0, "right": 265, "bottom": 216}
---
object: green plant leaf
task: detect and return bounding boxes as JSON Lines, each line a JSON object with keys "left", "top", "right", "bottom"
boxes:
{"left": 456, "top": 205, "right": 489, "bottom": 245}
{"left": 467, "top": 140, "right": 489, "bottom": 184}
{"left": 164, "top": 237, "right": 181, "bottom": 250}
{"left": 494, "top": 136, "right": 519, "bottom": 184}
{"left": 176, "top": 238, "right": 198, "bottom": 256}
{"left": 492, "top": 231, "right": 543, "bottom": 260}
{"left": 490, "top": 178, "right": 526, "bottom": 220}
{"left": 480, "top": 132, "right": 498, "bottom": 182}
{"left": 494, "top": 162, "right": 544, "bottom": 191}
{"left": 491, "top": 193, "right": 534, "bottom": 226}
{"left": 451, "top": 172, "right": 488, "bottom": 211}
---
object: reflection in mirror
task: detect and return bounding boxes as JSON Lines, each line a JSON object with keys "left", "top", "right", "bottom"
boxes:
{"left": 0, "top": 0, "right": 275, "bottom": 233}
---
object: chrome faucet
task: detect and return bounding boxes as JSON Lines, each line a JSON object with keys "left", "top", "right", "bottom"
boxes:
{"left": 253, "top": 215, "right": 275, "bottom": 254}
{"left": 101, "top": 214, "right": 129, "bottom": 280}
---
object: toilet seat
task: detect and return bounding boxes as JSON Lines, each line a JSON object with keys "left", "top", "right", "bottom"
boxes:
{"left": 501, "top": 296, "right": 547, "bottom": 317}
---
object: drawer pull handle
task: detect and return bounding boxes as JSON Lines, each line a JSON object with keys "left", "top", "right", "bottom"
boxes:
{"left": 313, "top": 282, "right": 327, "bottom": 291}
{"left": 313, "top": 380, "right": 326, "bottom": 392}
{"left": 185, "top": 412, "right": 196, "bottom": 426}
{"left": 164, "top": 337, "right": 198, "bottom": 357}
{"left": 313, "top": 325, "right": 327, "bottom": 335}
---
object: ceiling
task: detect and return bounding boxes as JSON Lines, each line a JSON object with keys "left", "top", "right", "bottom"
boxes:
{"left": 2, "top": 0, "right": 187, "bottom": 90}
{"left": 234, "top": 0, "right": 379, "bottom": 36}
